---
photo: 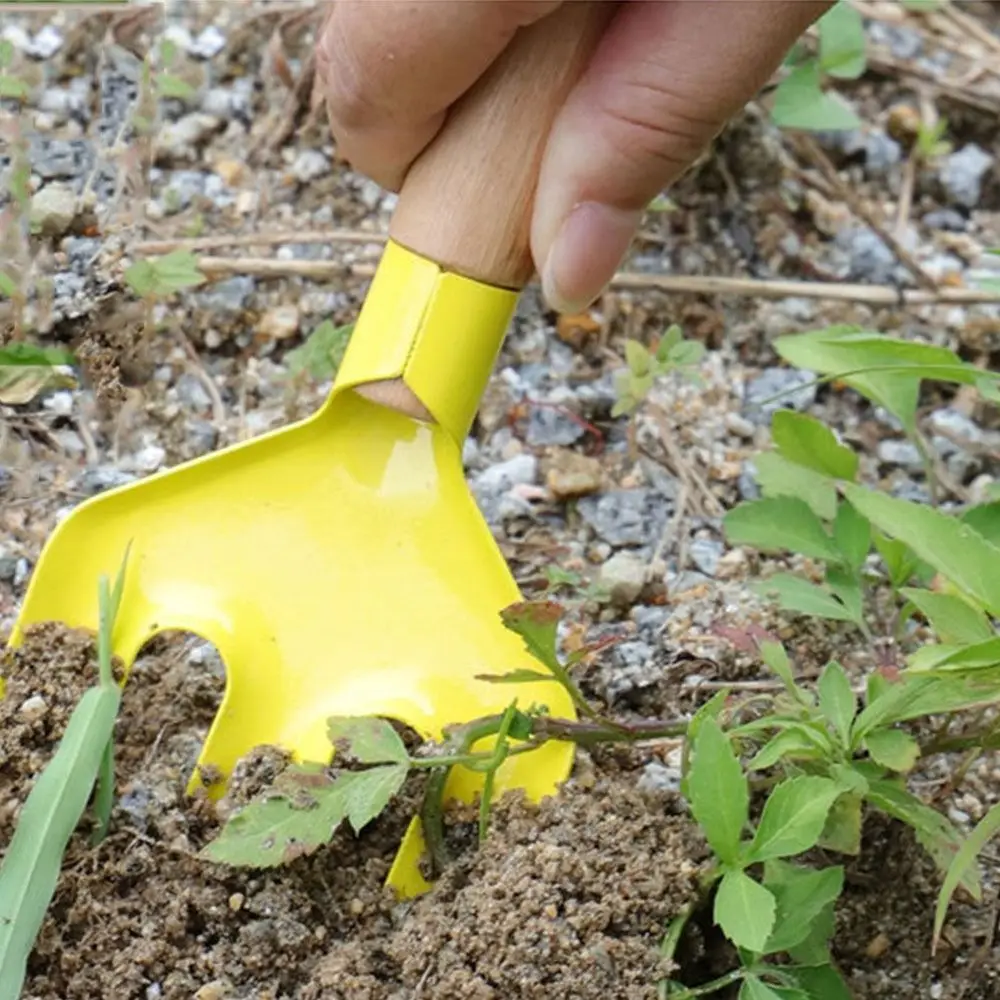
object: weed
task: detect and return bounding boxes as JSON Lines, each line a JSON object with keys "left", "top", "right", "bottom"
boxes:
{"left": 0, "top": 546, "right": 130, "bottom": 1000}
{"left": 283, "top": 318, "right": 355, "bottom": 383}
{"left": 770, "top": 0, "right": 865, "bottom": 132}
{"left": 613, "top": 324, "right": 705, "bottom": 418}
{"left": 123, "top": 249, "right": 206, "bottom": 341}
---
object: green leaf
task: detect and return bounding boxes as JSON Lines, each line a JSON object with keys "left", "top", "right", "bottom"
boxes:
{"left": 199, "top": 762, "right": 408, "bottom": 868}
{"left": 744, "top": 776, "right": 842, "bottom": 864}
{"left": 680, "top": 688, "right": 731, "bottom": 799}
{"left": 874, "top": 531, "right": 933, "bottom": 590}
{"left": 0, "top": 678, "right": 122, "bottom": 998}
{"left": 771, "top": 59, "right": 861, "bottom": 131}
{"left": 934, "top": 800, "right": 1000, "bottom": 951}
{"left": 714, "top": 869, "right": 777, "bottom": 954}
{"left": 0, "top": 271, "right": 17, "bottom": 299}
{"left": 818, "top": 0, "right": 867, "bottom": 80}
{"left": 763, "top": 860, "right": 845, "bottom": 955}
{"left": 818, "top": 662, "right": 855, "bottom": 748}
{"left": 772, "top": 411, "right": 859, "bottom": 481}
{"left": 773, "top": 327, "right": 964, "bottom": 434}
{"left": 863, "top": 728, "right": 919, "bottom": 773}
{"left": 327, "top": 716, "right": 409, "bottom": 766}
{"left": 285, "top": 319, "right": 354, "bottom": 382}
{"left": 832, "top": 501, "right": 871, "bottom": 571}
{"left": 124, "top": 250, "right": 205, "bottom": 298}
{"left": 748, "top": 729, "right": 826, "bottom": 771}
{"left": 782, "top": 964, "right": 855, "bottom": 1000}
{"left": 759, "top": 641, "right": 800, "bottom": 696}
{"left": 687, "top": 717, "right": 748, "bottom": 865}
{"left": 825, "top": 565, "right": 864, "bottom": 626}
{"left": 842, "top": 483, "right": 1000, "bottom": 618}
{"left": 866, "top": 779, "right": 981, "bottom": 899}
{"left": 625, "top": 339, "right": 651, "bottom": 377}
{"left": 962, "top": 502, "right": 1000, "bottom": 548}
{"left": 0, "top": 358, "right": 78, "bottom": 404}
{"left": 0, "top": 75, "right": 29, "bottom": 100}
{"left": 158, "top": 73, "right": 197, "bottom": 100}
{"left": 899, "top": 588, "right": 994, "bottom": 645}
{"left": 724, "top": 497, "right": 841, "bottom": 561}
{"left": 655, "top": 325, "right": 683, "bottom": 362}
{"left": 668, "top": 339, "right": 706, "bottom": 368}
{"left": 751, "top": 574, "right": 860, "bottom": 623}
{"left": 754, "top": 452, "right": 838, "bottom": 522}
{"left": 740, "top": 976, "right": 788, "bottom": 1000}
{"left": 475, "top": 668, "right": 557, "bottom": 685}
{"left": 819, "top": 791, "right": 863, "bottom": 854}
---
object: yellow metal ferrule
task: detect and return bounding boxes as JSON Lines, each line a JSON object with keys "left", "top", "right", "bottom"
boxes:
{"left": 329, "top": 240, "right": 518, "bottom": 445}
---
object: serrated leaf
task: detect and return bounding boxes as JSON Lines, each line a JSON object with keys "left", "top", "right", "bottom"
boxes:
{"left": 900, "top": 588, "right": 993, "bottom": 645}
{"left": 771, "top": 59, "right": 861, "bottom": 131}
{"left": 762, "top": 860, "right": 844, "bottom": 955}
{"left": 782, "top": 963, "right": 854, "bottom": 1000}
{"left": 752, "top": 574, "right": 859, "bottom": 623}
{"left": 753, "top": 452, "right": 838, "bottom": 522}
{"left": 680, "top": 688, "right": 731, "bottom": 799}
{"left": 499, "top": 600, "right": 563, "bottom": 670}
{"left": 740, "top": 977, "right": 788, "bottom": 1000}
{"left": 285, "top": 319, "right": 353, "bottom": 382}
{"left": 934, "top": 800, "right": 1000, "bottom": 952}
{"left": 744, "top": 776, "right": 842, "bottom": 864}
{"left": 124, "top": 250, "right": 204, "bottom": 298}
{"left": 341, "top": 764, "right": 408, "bottom": 834}
{"left": 714, "top": 869, "right": 777, "bottom": 954}
{"left": 867, "top": 779, "right": 980, "bottom": 899}
{"left": 818, "top": 662, "right": 855, "bottom": 748}
{"left": 772, "top": 411, "right": 858, "bottom": 481}
{"left": 833, "top": 501, "right": 870, "bottom": 571}
{"left": 818, "top": 0, "right": 867, "bottom": 79}
{"left": 724, "top": 497, "right": 841, "bottom": 561}
{"left": 773, "top": 327, "right": 964, "bottom": 434}
{"left": 842, "top": 483, "right": 1000, "bottom": 618}
{"left": 864, "top": 728, "right": 919, "bottom": 773}
{"left": 327, "top": 716, "right": 409, "bottom": 766}
{"left": 687, "top": 717, "right": 748, "bottom": 865}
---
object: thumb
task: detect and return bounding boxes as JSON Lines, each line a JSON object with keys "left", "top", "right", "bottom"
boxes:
{"left": 531, "top": 0, "right": 833, "bottom": 314}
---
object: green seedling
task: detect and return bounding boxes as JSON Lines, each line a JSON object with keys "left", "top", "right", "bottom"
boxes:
{"left": 0, "top": 545, "right": 131, "bottom": 1000}
{"left": 770, "top": 0, "right": 865, "bottom": 132}
{"left": 613, "top": 324, "right": 705, "bottom": 418}
{"left": 283, "top": 319, "right": 355, "bottom": 383}
{"left": 0, "top": 343, "right": 78, "bottom": 406}
{"left": 123, "top": 250, "right": 206, "bottom": 341}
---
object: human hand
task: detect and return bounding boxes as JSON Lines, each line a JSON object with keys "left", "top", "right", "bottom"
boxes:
{"left": 316, "top": 0, "right": 833, "bottom": 314}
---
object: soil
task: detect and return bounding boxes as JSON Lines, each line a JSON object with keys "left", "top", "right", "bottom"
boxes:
{"left": 4, "top": 1, "right": 1000, "bottom": 998}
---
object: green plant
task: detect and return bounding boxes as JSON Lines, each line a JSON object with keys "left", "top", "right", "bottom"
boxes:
{"left": 0, "top": 546, "right": 130, "bottom": 1000}
{"left": 123, "top": 250, "right": 206, "bottom": 339}
{"left": 613, "top": 324, "right": 705, "bottom": 418}
{"left": 770, "top": 0, "right": 865, "bottom": 132}
{"left": 538, "top": 564, "right": 611, "bottom": 605}
{"left": 0, "top": 39, "right": 29, "bottom": 102}
{"left": 0, "top": 342, "right": 78, "bottom": 405}
{"left": 283, "top": 319, "right": 355, "bottom": 383}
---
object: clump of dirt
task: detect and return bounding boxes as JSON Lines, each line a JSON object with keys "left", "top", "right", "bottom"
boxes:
{"left": 2, "top": 624, "right": 710, "bottom": 1000}
{"left": 304, "top": 773, "right": 709, "bottom": 1000}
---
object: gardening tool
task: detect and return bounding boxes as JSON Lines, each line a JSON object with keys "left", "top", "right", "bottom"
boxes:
{"left": 6, "top": 1, "right": 615, "bottom": 896}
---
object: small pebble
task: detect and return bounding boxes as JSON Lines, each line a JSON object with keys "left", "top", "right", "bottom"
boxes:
{"left": 19, "top": 695, "right": 48, "bottom": 721}
{"left": 546, "top": 450, "right": 603, "bottom": 500}
{"left": 938, "top": 144, "right": 993, "bottom": 209}
{"left": 599, "top": 551, "right": 647, "bottom": 607}
{"left": 258, "top": 304, "right": 300, "bottom": 340}
{"left": 229, "top": 893, "right": 244, "bottom": 912}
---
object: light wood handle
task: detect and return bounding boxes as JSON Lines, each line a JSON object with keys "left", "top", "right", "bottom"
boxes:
{"left": 388, "top": 1, "right": 617, "bottom": 290}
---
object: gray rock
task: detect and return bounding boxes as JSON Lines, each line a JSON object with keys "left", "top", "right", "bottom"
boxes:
{"left": 688, "top": 537, "right": 724, "bottom": 576}
{"left": 24, "top": 24, "right": 63, "bottom": 58}
{"left": 0, "top": 558, "right": 17, "bottom": 583}
{"left": 118, "top": 785, "right": 152, "bottom": 826}
{"left": 0, "top": 466, "right": 11, "bottom": 495}
{"left": 526, "top": 405, "right": 585, "bottom": 446}
{"left": 939, "top": 144, "right": 993, "bottom": 209}
{"left": 160, "top": 169, "right": 207, "bottom": 212}
{"left": 578, "top": 488, "right": 673, "bottom": 548}
{"left": 867, "top": 21, "right": 923, "bottom": 60}
{"left": 630, "top": 604, "right": 669, "bottom": 633}
{"left": 637, "top": 760, "right": 681, "bottom": 796}
{"left": 13, "top": 558, "right": 30, "bottom": 587}
{"left": 738, "top": 461, "right": 760, "bottom": 501}
{"left": 927, "top": 408, "right": 985, "bottom": 447}
{"left": 743, "top": 368, "right": 817, "bottom": 420}
{"left": 877, "top": 439, "right": 924, "bottom": 471}
{"left": 175, "top": 372, "right": 212, "bottom": 411}
{"left": 863, "top": 130, "right": 902, "bottom": 175}
{"left": 156, "top": 113, "right": 220, "bottom": 160}
{"left": 291, "top": 150, "right": 330, "bottom": 184}
{"left": 76, "top": 466, "right": 137, "bottom": 496}
{"left": 186, "top": 420, "right": 218, "bottom": 455}
{"left": 602, "top": 640, "right": 658, "bottom": 701}
{"left": 197, "top": 275, "right": 255, "bottom": 312}
{"left": 29, "top": 184, "right": 78, "bottom": 237}
{"left": 835, "top": 225, "right": 899, "bottom": 284}
{"left": 923, "top": 208, "right": 967, "bottom": 232}
{"left": 472, "top": 454, "right": 537, "bottom": 493}
{"left": 599, "top": 551, "right": 647, "bottom": 606}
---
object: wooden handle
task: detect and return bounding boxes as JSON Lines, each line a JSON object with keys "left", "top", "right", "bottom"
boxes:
{"left": 388, "top": 1, "right": 617, "bottom": 290}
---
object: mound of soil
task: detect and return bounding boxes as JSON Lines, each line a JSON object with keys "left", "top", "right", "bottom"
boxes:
{"left": 1, "top": 625, "right": 709, "bottom": 1000}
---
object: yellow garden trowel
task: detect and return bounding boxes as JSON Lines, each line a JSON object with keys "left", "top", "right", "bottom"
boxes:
{"left": 6, "top": 3, "right": 616, "bottom": 895}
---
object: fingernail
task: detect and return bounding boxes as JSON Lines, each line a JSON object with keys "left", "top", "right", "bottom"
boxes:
{"left": 541, "top": 201, "right": 641, "bottom": 314}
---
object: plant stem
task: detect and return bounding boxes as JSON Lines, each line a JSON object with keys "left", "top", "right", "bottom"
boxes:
{"left": 659, "top": 968, "right": 745, "bottom": 999}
